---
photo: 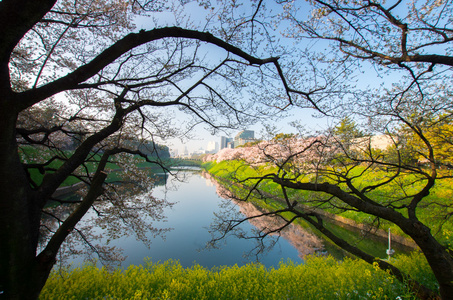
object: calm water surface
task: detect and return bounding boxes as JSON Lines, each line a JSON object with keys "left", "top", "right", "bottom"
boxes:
{"left": 66, "top": 169, "right": 412, "bottom": 269}
{"left": 69, "top": 170, "right": 304, "bottom": 268}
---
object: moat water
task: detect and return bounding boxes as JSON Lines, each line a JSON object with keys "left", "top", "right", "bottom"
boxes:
{"left": 61, "top": 169, "right": 412, "bottom": 269}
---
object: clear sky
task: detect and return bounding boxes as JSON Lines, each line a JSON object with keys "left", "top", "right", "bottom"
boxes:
{"left": 134, "top": 0, "right": 395, "bottom": 154}
{"left": 163, "top": 105, "right": 331, "bottom": 154}
{"left": 133, "top": 1, "right": 333, "bottom": 153}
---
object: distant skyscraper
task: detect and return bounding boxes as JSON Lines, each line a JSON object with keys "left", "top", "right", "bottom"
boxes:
{"left": 207, "top": 141, "right": 219, "bottom": 153}
{"left": 220, "top": 136, "right": 233, "bottom": 149}
{"left": 234, "top": 130, "right": 255, "bottom": 147}
{"left": 220, "top": 136, "right": 227, "bottom": 149}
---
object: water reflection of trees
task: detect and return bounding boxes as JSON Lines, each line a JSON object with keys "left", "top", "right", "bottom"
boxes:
{"left": 203, "top": 172, "right": 325, "bottom": 260}
{"left": 40, "top": 172, "right": 171, "bottom": 268}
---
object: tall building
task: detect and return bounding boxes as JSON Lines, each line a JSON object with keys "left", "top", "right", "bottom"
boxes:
{"left": 220, "top": 136, "right": 233, "bottom": 149}
{"left": 207, "top": 141, "right": 219, "bottom": 153}
{"left": 220, "top": 136, "right": 227, "bottom": 149}
{"left": 234, "top": 130, "right": 255, "bottom": 147}
{"left": 171, "top": 148, "right": 179, "bottom": 157}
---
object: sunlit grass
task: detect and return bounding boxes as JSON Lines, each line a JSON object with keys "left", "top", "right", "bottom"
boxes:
{"left": 204, "top": 160, "right": 453, "bottom": 246}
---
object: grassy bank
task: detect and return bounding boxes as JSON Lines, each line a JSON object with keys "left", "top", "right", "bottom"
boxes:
{"left": 40, "top": 254, "right": 434, "bottom": 299}
{"left": 20, "top": 145, "right": 172, "bottom": 188}
{"left": 203, "top": 161, "right": 414, "bottom": 258}
{"left": 202, "top": 160, "right": 453, "bottom": 248}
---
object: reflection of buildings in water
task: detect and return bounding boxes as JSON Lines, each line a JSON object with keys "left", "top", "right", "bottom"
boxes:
{"left": 202, "top": 171, "right": 325, "bottom": 259}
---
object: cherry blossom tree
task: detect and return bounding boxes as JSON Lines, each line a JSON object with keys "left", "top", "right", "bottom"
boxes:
{"left": 0, "top": 1, "right": 298, "bottom": 298}
{"left": 205, "top": 0, "right": 453, "bottom": 299}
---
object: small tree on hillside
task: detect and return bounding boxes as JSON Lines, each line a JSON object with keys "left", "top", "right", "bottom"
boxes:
{"left": 332, "top": 116, "right": 364, "bottom": 146}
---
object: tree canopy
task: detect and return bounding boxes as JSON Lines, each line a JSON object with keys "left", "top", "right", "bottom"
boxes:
{"left": 205, "top": 1, "right": 453, "bottom": 299}
{"left": 0, "top": 1, "right": 295, "bottom": 298}
{"left": 1, "top": 0, "right": 453, "bottom": 299}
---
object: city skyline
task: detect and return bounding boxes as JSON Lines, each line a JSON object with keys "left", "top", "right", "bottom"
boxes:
{"left": 170, "top": 129, "right": 255, "bottom": 157}
{"left": 167, "top": 108, "right": 330, "bottom": 155}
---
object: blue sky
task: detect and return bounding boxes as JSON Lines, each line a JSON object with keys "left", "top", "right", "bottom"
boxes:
{"left": 132, "top": 0, "right": 411, "bottom": 153}
{"left": 132, "top": 1, "right": 330, "bottom": 153}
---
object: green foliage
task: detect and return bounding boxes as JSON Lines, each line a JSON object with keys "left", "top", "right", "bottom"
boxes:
{"left": 203, "top": 160, "right": 453, "bottom": 249}
{"left": 273, "top": 133, "right": 297, "bottom": 140}
{"left": 201, "top": 161, "right": 216, "bottom": 170}
{"left": 171, "top": 159, "right": 202, "bottom": 167}
{"left": 20, "top": 145, "right": 171, "bottom": 187}
{"left": 392, "top": 252, "right": 439, "bottom": 292}
{"left": 19, "top": 146, "right": 85, "bottom": 187}
{"left": 401, "top": 113, "right": 453, "bottom": 165}
{"left": 204, "top": 162, "right": 386, "bottom": 259}
{"left": 202, "top": 160, "right": 250, "bottom": 179}
{"left": 335, "top": 167, "right": 453, "bottom": 247}
{"left": 40, "top": 255, "right": 425, "bottom": 299}
{"left": 332, "top": 117, "right": 364, "bottom": 141}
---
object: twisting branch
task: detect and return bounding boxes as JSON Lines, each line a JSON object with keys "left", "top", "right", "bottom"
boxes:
{"left": 37, "top": 153, "right": 109, "bottom": 266}
{"left": 18, "top": 27, "right": 283, "bottom": 110}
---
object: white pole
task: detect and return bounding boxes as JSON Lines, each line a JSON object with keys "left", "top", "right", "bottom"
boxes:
{"left": 388, "top": 228, "right": 391, "bottom": 250}
{"left": 386, "top": 228, "right": 395, "bottom": 258}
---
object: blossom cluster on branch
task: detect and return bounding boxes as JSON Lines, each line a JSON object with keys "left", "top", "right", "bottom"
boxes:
{"left": 204, "top": 135, "right": 338, "bottom": 169}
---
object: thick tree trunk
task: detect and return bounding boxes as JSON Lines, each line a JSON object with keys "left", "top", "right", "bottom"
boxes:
{"left": 0, "top": 103, "right": 51, "bottom": 299}
{"left": 274, "top": 177, "right": 452, "bottom": 299}
{"left": 402, "top": 220, "right": 453, "bottom": 300}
